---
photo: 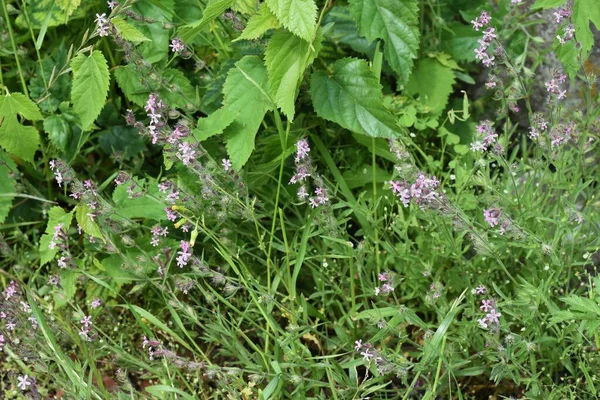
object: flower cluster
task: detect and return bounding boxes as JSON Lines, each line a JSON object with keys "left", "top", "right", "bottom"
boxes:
{"left": 170, "top": 38, "right": 185, "bottom": 53}
{"left": 544, "top": 72, "right": 567, "bottom": 100}
{"left": 528, "top": 112, "right": 548, "bottom": 140}
{"left": 472, "top": 11, "right": 496, "bottom": 68}
{"left": 176, "top": 240, "right": 192, "bottom": 268}
{"left": 289, "top": 139, "right": 330, "bottom": 207}
{"left": 470, "top": 120, "right": 499, "bottom": 153}
{"left": 151, "top": 225, "right": 169, "bottom": 247}
{"left": 374, "top": 272, "right": 394, "bottom": 296}
{"left": 549, "top": 121, "right": 578, "bottom": 149}
{"left": 553, "top": 7, "right": 571, "bottom": 24}
{"left": 477, "top": 299, "right": 502, "bottom": 330}
{"left": 354, "top": 340, "right": 394, "bottom": 375}
{"left": 557, "top": 24, "right": 575, "bottom": 45}
{"left": 144, "top": 93, "right": 166, "bottom": 144}
{"left": 483, "top": 207, "right": 517, "bottom": 235}
{"left": 95, "top": 13, "right": 110, "bottom": 37}
{"left": 389, "top": 172, "right": 440, "bottom": 209}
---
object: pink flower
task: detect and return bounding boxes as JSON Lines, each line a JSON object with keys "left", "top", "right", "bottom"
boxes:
{"left": 170, "top": 38, "right": 185, "bottom": 53}
{"left": 483, "top": 208, "right": 502, "bottom": 227}
{"left": 480, "top": 299, "right": 493, "bottom": 312}
{"left": 295, "top": 139, "right": 311, "bottom": 161}
{"left": 486, "top": 309, "right": 502, "bottom": 323}
{"left": 222, "top": 158, "right": 232, "bottom": 171}
{"left": 81, "top": 315, "right": 93, "bottom": 327}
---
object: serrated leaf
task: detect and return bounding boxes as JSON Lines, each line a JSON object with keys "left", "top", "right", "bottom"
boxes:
{"left": 555, "top": 41, "right": 579, "bottom": 79}
{"left": 0, "top": 152, "right": 16, "bottom": 223}
{"left": 349, "top": 0, "right": 419, "bottom": 84}
{"left": 44, "top": 115, "right": 72, "bottom": 153}
{"left": 54, "top": 268, "right": 79, "bottom": 309}
{"left": 70, "top": 51, "right": 110, "bottom": 130}
{"left": 573, "top": 0, "right": 600, "bottom": 57}
{"left": 310, "top": 58, "right": 402, "bottom": 138}
{"left": 265, "top": 30, "right": 321, "bottom": 119}
{"left": 161, "top": 69, "right": 196, "bottom": 109}
{"left": 113, "top": 65, "right": 149, "bottom": 107}
{"left": 441, "top": 23, "right": 480, "bottom": 63}
{"left": 265, "top": 0, "right": 317, "bottom": 42}
{"left": 235, "top": 3, "right": 281, "bottom": 41}
{"left": 112, "top": 16, "right": 151, "bottom": 43}
{"left": 16, "top": 0, "right": 84, "bottom": 28}
{"left": 112, "top": 178, "right": 166, "bottom": 221}
{"left": 39, "top": 207, "right": 74, "bottom": 266}
{"left": 405, "top": 58, "right": 456, "bottom": 116}
{"left": 322, "top": 6, "right": 375, "bottom": 56}
{"left": 0, "top": 93, "right": 43, "bottom": 163}
{"left": 193, "top": 108, "right": 238, "bottom": 141}
{"left": 57, "top": 0, "right": 81, "bottom": 16}
{"left": 222, "top": 56, "right": 274, "bottom": 169}
{"left": 178, "top": 0, "right": 236, "bottom": 42}
{"left": 75, "top": 203, "right": 104, "bottom": 242}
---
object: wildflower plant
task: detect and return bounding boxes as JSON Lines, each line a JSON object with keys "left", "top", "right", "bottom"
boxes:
{"left": 0, "top": 0, "right": 599, "bottom": 398}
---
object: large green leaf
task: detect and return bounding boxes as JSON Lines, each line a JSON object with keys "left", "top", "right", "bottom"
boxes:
{"left": 265, "top": 30, "right": 321, "bottom": 119}
{"left": 405, "top": 58, "right": 456, "bottom": 116}
{"left": 112, "top": 17, "right": 151, "bottom": 43}
{"left": 573, "top": 0, "right": 600, "bottom": 57}
{"left": 235, "top": 3, "right": 281, "bottom": 41}
{"left": 532, "top": 0, "right": 567, "bottom": 9}
{"left": 57, "top": 0, "right": 81, "bottom": 16}
{"left": 178, "top": 0, "right": 236, "bottom": 42}
{"left": 441, "top": 23, "right": 480, "bottom": 63}
{"left": 0, "top": 152, "right": 17, "bottom": 223}
{"left": 265, "top": 0, "right": 318, "bottom": 42}
{"left": 310, "top": 58, "right": 402, "bottom": 138}
{"left": 112, "top": 178, "right": 166, "bottom": 221}
{"left": 39, "top": 207, "right": 74, "bottom": 266}
{"left": 193, "top": 107, "right": 238, "bottom": 141}
{"left": 44, "top": 115, "right": 72, "bottom": 153}
{"left": 348, "top": 0, "right": 419, "bottom": 84}
{"left": 75, "top": 203, "right": 104, "bottom": 242}
{"left": 0, "top": 93, "right": 43, "bottom": 163}
{"left": 222, "top": 56, "right": 274, "bottom": 169}
{"left": 70, "top": 51, "right": 110, "bottom": 130}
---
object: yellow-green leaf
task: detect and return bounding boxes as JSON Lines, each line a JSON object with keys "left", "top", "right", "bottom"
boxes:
{"left": 70, "top": 51, "right": 110, "bottom": 130}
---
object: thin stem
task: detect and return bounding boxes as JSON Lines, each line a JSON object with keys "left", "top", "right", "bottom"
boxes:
{"left": 1, "top": 0, "right": 29, "bottom": 96}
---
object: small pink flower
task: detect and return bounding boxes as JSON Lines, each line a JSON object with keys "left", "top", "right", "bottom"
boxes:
{"left": 80, "top": 315, "right": 93, "bottom": 328}
{"left": 222, "top": 158, "right": 232, "bottom": 171}
{"left": 170, "top": 38, "right": 185, "bottom": 53}
{"left": 480, "top": 299, "right": 493, "bottom": 312}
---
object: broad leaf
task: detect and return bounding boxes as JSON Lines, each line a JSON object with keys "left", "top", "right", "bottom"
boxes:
{"left": 178, "top": 0, "right": 236, "bottom": 42}
{"left": 532, "top": 0, "right": 568, "bottom": 9}
{"left": 0, "top": 152, "right": 17, "bottom": 223}
{"left": 222, "top": 56, "right": 274, "bottom": 169}
{"left": 39, "top": 207, "right": 74, "bottom": 266}
{"left": 54, "top": 268, "right": 79, "bottom": 309}
{"left": 349, "top": 0, "right": 419, "bottom": 84}
{"left": 193, "top": 108, "right": 238, "bottom": 141}
{"left": 322, "top": 6, "right": 375, "bottom": 56}
{"left": 70, "top": 51, "right": 110, "bottom": 130}
{"left": 265, "top": 30, "right": 321, "bottom": 119}
{"left": 310, "top": 58, "right": 402, "bottom": 138}
{"left": 441, "top": 23, "right": 480, "bottom": 63}
{"left": 112, "top": 178, "right": 166, "bottom": 221}
{"left": 265, "top": 0, "right": 318, "bottom": 42}
{"left": 75, "top": 203, "right": 104, "bottom": 241}
{"left": 0, "top": 92, "right": 43, "bottom": 163}
{"left": 57, "top": 0, "right": 81, "bottom": 16}
{"left": 573, "top": 0, "right": 600, "bottom": 57}
{"left": 235, "top": 3, "right": 281, "bottom": 41}
{"left": 405, "top": 58, "right": 456, "bottom": 116}
{"left": 112, "top": 17, "right": 151, "bottom": 43}
{"left": 44, "top": 115, "right": 72, "bottom": 153}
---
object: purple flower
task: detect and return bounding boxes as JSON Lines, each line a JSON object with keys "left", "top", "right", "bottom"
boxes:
{"left": 170, "top": 38, "right": 185, "bottom": 53}
{"left": 483, "top": 208, "right": 502, "bottom": 227}
{"left": 91, "top": 298, "right": 102, "bottom": 309}
{"left": 480, "top": 299, "right": 493, "bottom": 312}
{"left": 486, "top": 309, "right": 502, "bottom": 323}
{"left": 107, "top": 1, "right": 119, "bottom": 10}
{"left": 475, "top": 285, "right": 487, "bottom": 295}
{"left": 295, "top": 139, "right": 310, "bottom": 162}
{"left": 81, "top": 315, "right": 92, "bottom": 327}
{"left": 176, "top": 241, "right": 192, "bottom": 268}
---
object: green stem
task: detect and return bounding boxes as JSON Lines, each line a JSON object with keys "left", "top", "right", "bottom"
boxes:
{"left": 372, "top": 42, "right": 383, "bottom": 275}
{"left": 2, "top": 1, "right": 29, "bottom": 97}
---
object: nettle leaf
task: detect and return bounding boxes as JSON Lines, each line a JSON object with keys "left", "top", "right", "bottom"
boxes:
{"left": 405, "top": 58, "right": 456, "bottom": 116}
{"left": 573, "top": 0, "right": 600, "bottom": 57}
{"left": 0, "top": 92, "right": 43, "bottom": 163}
{"left": 265, "top": 30, "right": 322, "bottom": 119}
{"left": 349, "top": 0, "right": 419, "bottom": 84}
{"left": 113, "top": 65, "right": 149, "bottom": 107}
{"left": 179, "top": 0, "right": 236, "bottom": 42}
{"left": 310, "top": 58, "right": 402, "bottom": 138}
{"left": 0, "top": 152, "right": 17, "bottom": 223}
{"left": 16, "top": 0, "right": 84, "bottom": 28}
{"left": 222, "top": 56, "right": 274, "bottom": 169}
{"left": 112, "top": 16, "right": 151, "bottom": 43}
{"left": 39, "top": 207, "right": 74, "bottom": 266}
{"left": 112, "top": 178, "right": 166, "bottom": 221}
{"left": 322, "top": 6, "right": 375, "bottom": 56}
{"left": 265, "top": 0, "right": 318, "bottom": 42}
{"left": 532, "top": 0, "right": 567, "bottom": 9}
{"left": 70, "top": 51, "right": 110, "bottom": 130}
{"left": 441, "top": 23, "right": 480, "bottom": 63}
{"left": 161, "top": 69, "right": 196, "bottom": 110}
{"left": 193, "top": 107, "right": 238, "bottom": 141}
{"left": 235, "top": 3, "right": 281, "bottom": 41}
{"left": 54, "top": 268, "right": 79, "bottom": 309}
{"left": 44, "top": 115, "right": 72, "bottom": 153}
{"left": 75, "top": 203, "right": 104, "bottom": 242}
{"left": 57, "top": 0, "right": 81, "bottom": 16}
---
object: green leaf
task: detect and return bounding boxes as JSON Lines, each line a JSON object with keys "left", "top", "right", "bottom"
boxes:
{"left": 112, "top": 16, "right": 151, "bottom": 43}
{"left": 144, "top": 385, "right": 196, "bottom": 400}
{"left": 75, "top": 203, "right": 104, "bottom": 242}
{"left": 265, "top": 0, "right": 318, "bottom": 42}
{"left": 57, "top": 0, "right": 81, "bottom": 16}
{"left": 265, "top": 30, "right": 322, "bottom": 119}
{"left": 532, "top": 0, "right": 567, "bottom": 9}
{"left": 235, "top": 3, "right": 281, "bottom": 41}
{"left": 322, "top": 6, "right": 375, "bottom": 56}
{"left": 405, "top": 58, "right": 456, "bottom": 116}
{"left": 555, "top": 41, "right": 579, "bottom": 79}
{"left": 441, "top": 23, "right": 480, "bottom": 63}
{"left": 54, "top": 268, "right": 79, "bottom": 309}
{"left": 39, "top": 207, "right": 74, "bottom": 266}
{"left": 161, "top": 69, "right": 196, "bottom": 110}
{"left": 222, "top": 56, "right": 274, "bottom": 169}
{"left": 0, "top": 152, "right": 16, "bottom": 223}
{"left": 16, "top": 0, "right": 85, "bottom": 28}
{"left": 178, "top": 0, "right": 236, "bottom": 42}
{"left": 113, "top": 65, "right": 149, "bottom": 107}
{"left": 573, "top": 0, "right": 600, "bottom": 57}
{"left": 0, "top": 93, "right": 43, "bottom": 163}
{"left": 112, "top": 178, "right": 166, "bottom": 221}
{"left": 193, "top": 107, "right": 238, "bottom": 141}
{"left": 310, "top": 58, "right": 402, "bottom": 138}
{"left": 44, "top": 115, "right": 72, "bottom": 153}
{"left": 348, "top": 0, "right": 419, "bottom": 84}
{"left": 70, "top": 51, "right": 110, "bottom": 130}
